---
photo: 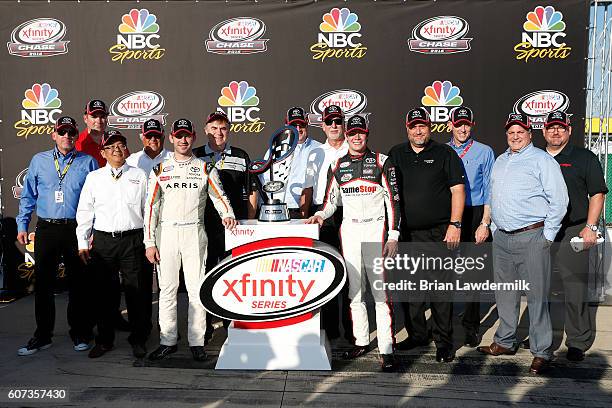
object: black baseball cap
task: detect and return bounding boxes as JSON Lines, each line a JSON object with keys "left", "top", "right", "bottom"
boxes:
{"left": 451, "top": 106, "right": 474, "bottom": 126}
{"left": 142, "top": 118, "right": 163, "bottom": 137}
{"left": 322, "top": 105, "right": 344, "bottom": 121}
{"left": 54, "top": 116, "right": 78, "bottom": 132}
{"left": 101, "top": 130, "right": 127, "bottom": 147}
{"left": 285, "top": 107, "right": 308, "bottom": 126}
{"left": 172, "top": 118, "right": 195, "bottom": 136}
{"left": 406, "top": 107, "right": 431, "bottom": 127}
{"left": 505, "top": 112, "right": 531, "bottom": 130}
{"left": 85, "top": 99, "right": 108, "bottom": 116}
{"left": 544, "top": 111, "right": 570, "bottom": 128}
{"left": 206, "top": 111, "right": 230, "bottom": 124}
{"left": 346, "top": 115, "right": 369, "bottom": 135}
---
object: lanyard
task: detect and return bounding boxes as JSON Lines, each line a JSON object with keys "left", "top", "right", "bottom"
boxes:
{"left": 53, "top": 150, "right": 77, "bottom": 189}
{"left": 111, "top": 168, "right": 123, "bottom": 181}
{"left": 457, "top": 139, "right": 474, "bottom": 159}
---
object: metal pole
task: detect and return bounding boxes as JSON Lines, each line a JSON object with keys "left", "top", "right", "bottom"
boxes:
{"left": 588, "top": 1, "right": 600, "bottom": 150}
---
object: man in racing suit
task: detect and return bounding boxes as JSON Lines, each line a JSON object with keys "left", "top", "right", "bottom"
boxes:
{"left": 307, "top": 115, "right": 400, "bottom": 372}
{"left": 144, "top": 118, "right": 236, "bottom": 362}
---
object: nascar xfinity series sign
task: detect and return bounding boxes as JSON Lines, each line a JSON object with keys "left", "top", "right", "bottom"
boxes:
{"left": 201, "top": 238, "right": 346, "bottom": 322}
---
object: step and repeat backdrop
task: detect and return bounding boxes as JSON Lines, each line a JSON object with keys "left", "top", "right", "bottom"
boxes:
{"left": 0, "top": 0, "right": 588, "bottom": 287}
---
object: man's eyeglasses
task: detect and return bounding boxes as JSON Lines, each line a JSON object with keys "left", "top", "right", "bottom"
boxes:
{"left": 58, "top": 129, "right": 78, "bottom": 138}
{"left": 324, "top": 118, "right": 343, "bottom": 126}
{"left": 103, "top": 144, "right": 127, "bottom": 151}
{"left": 545, "top": 126, "right": 568, "bottom": 133}
{"left": 144, "top": 133, "right": 163, "bottom": 139}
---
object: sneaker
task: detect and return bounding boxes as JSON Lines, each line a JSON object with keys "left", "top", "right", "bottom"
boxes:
{"left": 17, "top": 337, "right": 52, "bottom": 356}
{"left": 190, "top": 346, "right": 207, "bottom": 361}
{"left": 132, "top": 343, "right": 147, "bottom": 359}
{"left": 381, "top": 354, "right": 397, "bottom": 372}
{"left": 73, "top": 339, "right": 91, "bottom": 352}
{"left": 147, "top": 344, "right": 178, "bottom": 361}
{"left": 342, "top": 345, "right": 371, "bottom": 360}
{"left": 88, "top": 344, "right": 113, "bottom": 358}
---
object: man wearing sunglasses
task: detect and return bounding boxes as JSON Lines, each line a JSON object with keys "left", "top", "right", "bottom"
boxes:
{"left": 302, "top": 105, "right": 352, "bottom": 343}
{"left": 193, "top": 111, "right": 259, "bottom": 343}
{"left": 16, "top": 116, "right": 98, "bottom": 356}
{"left": 144, "top": 118, "right": 237, "bottom": 362}
{"left": 126, "top": 119, "right": 170, "bottom": 177}
{"left": 76, "top": 130, "right": 152, "bottom": 359}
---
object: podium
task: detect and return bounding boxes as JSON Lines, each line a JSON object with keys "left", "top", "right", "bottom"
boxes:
{"left": 213, "top": 220, "right": 338, "bottom": 370}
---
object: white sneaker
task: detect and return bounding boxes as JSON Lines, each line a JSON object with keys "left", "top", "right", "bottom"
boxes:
{"left": 17, "top": 337, "right": 52, "bottom": 356}
{"left": 73, "top": 342, "right": 91, "bottom": 352}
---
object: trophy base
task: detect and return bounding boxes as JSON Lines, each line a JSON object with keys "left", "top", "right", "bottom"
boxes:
{"left": 259, "top": 200, "right": 291, "bottom": 222}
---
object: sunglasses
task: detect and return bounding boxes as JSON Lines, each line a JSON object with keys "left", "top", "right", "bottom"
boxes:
{"left": 58, "top": 128, "right": 78, "bottom": 138}
{"left": 324, "top": 118, "right": 343, "bottom": 126}
{"left": 144, "top": 133, "right": 163, "bottom": 139}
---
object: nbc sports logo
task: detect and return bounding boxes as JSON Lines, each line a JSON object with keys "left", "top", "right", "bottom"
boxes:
{"left": 311, "top": 7, "right": 367, "bottom": 62}
{"left": 515, "top": 5, "right": 571, "bottom": 62}
{"left": 421, "top": 80, "right": 464, "bottom": 132}
{"left": 109, "top": 8, "right": 165, "bottom": 63}
{"left": 15, "top": 83, "right": 63, "bottom": 139}
{"left": 216, "top": 81, "right": 265, "bottom": 133}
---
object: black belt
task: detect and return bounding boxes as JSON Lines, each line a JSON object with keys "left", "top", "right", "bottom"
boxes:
{"left": 94, "top": 228, "right": 143, "bottom": 238}
{"left": 39, "top": 218, "right": 76, "bottom": 225}
{"left": 499, "top": 221, "right": 544, "bottom": 235}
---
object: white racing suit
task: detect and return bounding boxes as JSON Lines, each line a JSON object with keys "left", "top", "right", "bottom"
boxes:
{"left": 315, "top": 149, "right": 401, "bottom": 354}
{"left": 144, "top": 154, "right": 234, "bottom": 347}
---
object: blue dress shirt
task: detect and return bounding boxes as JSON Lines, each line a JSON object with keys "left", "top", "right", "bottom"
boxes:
{"left": 448, "top": 138, "right": 495, "bottom": 206}
{"left": 17, "top": 147, "right": 98, "bottom": 232}
{"left": 490, "top": 143, "right": 568, "bottom": 241}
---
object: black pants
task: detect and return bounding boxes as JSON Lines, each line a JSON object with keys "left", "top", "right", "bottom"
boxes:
{"left": 402, "top": 223, "right": 453, "bottom": 349}
{"left": 33, "top": 220, "right": 92, "bottom": 342}
{"left": 91, "top": 230, "right": 152, "bottom": 347}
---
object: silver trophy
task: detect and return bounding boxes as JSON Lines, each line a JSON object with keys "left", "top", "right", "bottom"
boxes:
{"left": 249, "top": 125, "right": 299, "bottom": 222}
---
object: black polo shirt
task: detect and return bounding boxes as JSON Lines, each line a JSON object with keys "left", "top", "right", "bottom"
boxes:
{"left": 388, "top": 140, "right": 465, "bottom": 230}
{"left": 193, "top": 144, "right": 260, "bottom": 236}
{"left": 552, "top": 143, "right": 608, "bottom": 226}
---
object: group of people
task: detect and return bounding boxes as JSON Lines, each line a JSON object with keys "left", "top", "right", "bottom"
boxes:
{"left": 14, "top": 98, "right": 607, "bottom": 375}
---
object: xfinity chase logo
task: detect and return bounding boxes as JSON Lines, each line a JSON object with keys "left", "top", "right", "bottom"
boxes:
{"left": 515, "top": 5, "right": 571, "bottom": 62}
{"left": 513, "top": 90, "right": 569, "bottom": 129}
{"left": 108, "top": 91, "right": 167, "bottom": 129}
{"left": 311, "top": 7, "right": 366, "bottom": 62}
{"left": 309, "top": 89, "right": 368, "bottom": 126}
{"left": 201, "top": 242, "right": 345, "bottom": 321}
{"left": 15, "top": 83, "right": 62, "bottom": 139}
{"left": 206, "top": 17, "right": 268, "bottom": 55}
{"left": 7, "top": 18, "right": 69, "bottom": 57}
{"left": 421, "top": 80, "right": 464, "bottom": 133}
{"left": 12, "top": 168, "right": 28, "bottom": 199}
{"left": 109, "top": 8, "right": 165, "bottom": 63}
{"left": 217, "top": 80, "right": 265, "bottom": 133}
{"left": 409, "top": 16, "right": 471, "bottom": 54}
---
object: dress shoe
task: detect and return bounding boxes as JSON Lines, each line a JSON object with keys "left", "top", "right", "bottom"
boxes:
{"left": 529, "top": 357, "right": 548, "bottom": 374}
{"left": 477, "top": 342, "right": 515, "bottom": 356}
{"left": 381, "top": 354, "right": 396, "bottom": 372}
{"left": 190, "top": 346, "right": 207, "bottom": 361}
{"left": 342, "top": 345, "right": 371, "bottom": 360}
{"left": 147, "top": 344, "right": 178, "bottom": 361}
{"left": 566, "top": 347, "right": 585, "bottom": 362}
{"left": 132, "top": 343, "right": 147, "bottom": 358}
{"left": 88, "top": 344, "right": 113, "bottom": 358}
{"left": 435, "top": 348, "right": 454, "bottom": 363}
{"left": 463, "top": 331, "right": 480, "bottom": 348}
{"left": 396, "top": 338, "right": 430, "bottom": 351}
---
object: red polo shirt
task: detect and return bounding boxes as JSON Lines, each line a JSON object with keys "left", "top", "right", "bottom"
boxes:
{"left": 76, "top": 129, "right": 105, "bottom": 167}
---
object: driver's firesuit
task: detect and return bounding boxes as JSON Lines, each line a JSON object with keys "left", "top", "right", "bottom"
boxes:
{"left": 315, "top": 149, "right": 401, "bottom": 354}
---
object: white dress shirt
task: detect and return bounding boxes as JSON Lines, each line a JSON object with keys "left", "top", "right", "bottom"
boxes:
{"left": 76, "top": 163, "right": 148, "bottom": 249}
{"left": 126, "top": 148, "right": 170, "bottom": 178}
{"left": 304, "top": 140, "right": 349, "bottom": 205}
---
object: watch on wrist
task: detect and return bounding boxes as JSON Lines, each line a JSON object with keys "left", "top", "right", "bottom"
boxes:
{"left": 586, "top": 223, "right": 599, "bottom": 232}
{"left": 450, "top": 221, "right": 462, "bottom": 229}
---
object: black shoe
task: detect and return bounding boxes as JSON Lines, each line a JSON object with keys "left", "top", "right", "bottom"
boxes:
{"left": 464, "top": 331, "right": 480, "bottom": 348}
{"left": 17, "top": 337, "right": 52, "bottom": 356}
{"left": 435, "top": 347, "right": 454, "bottom": 363}
{"left": 381, "top": 354, "right": 396, "bottom": 372}
{"left": 396, "top": 338, "right": 430, "bottom": 351}
{"left": 132, "top": 343, "right": 147, "bottom": 358}
{"left": 147, "top": 344, "right": 178, "bottom": 361}
{"left": 566, "top": 347, "right": 585, "bottom": 362}
{"left": 342, "top": 345, "right": 371, "bottom": 360}
{"left": 88, "top": 344, "right": 113, "bottom": 359}
{"left": 190, "top": 346, "right": 207, "bottom": 361}
{"left": 115, "top": 315, "right": 131, "bottom": 332}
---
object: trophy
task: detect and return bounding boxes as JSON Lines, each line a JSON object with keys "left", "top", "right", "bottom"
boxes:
{"left": 248, "top": 125, "right": 299, "bottom": 222}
